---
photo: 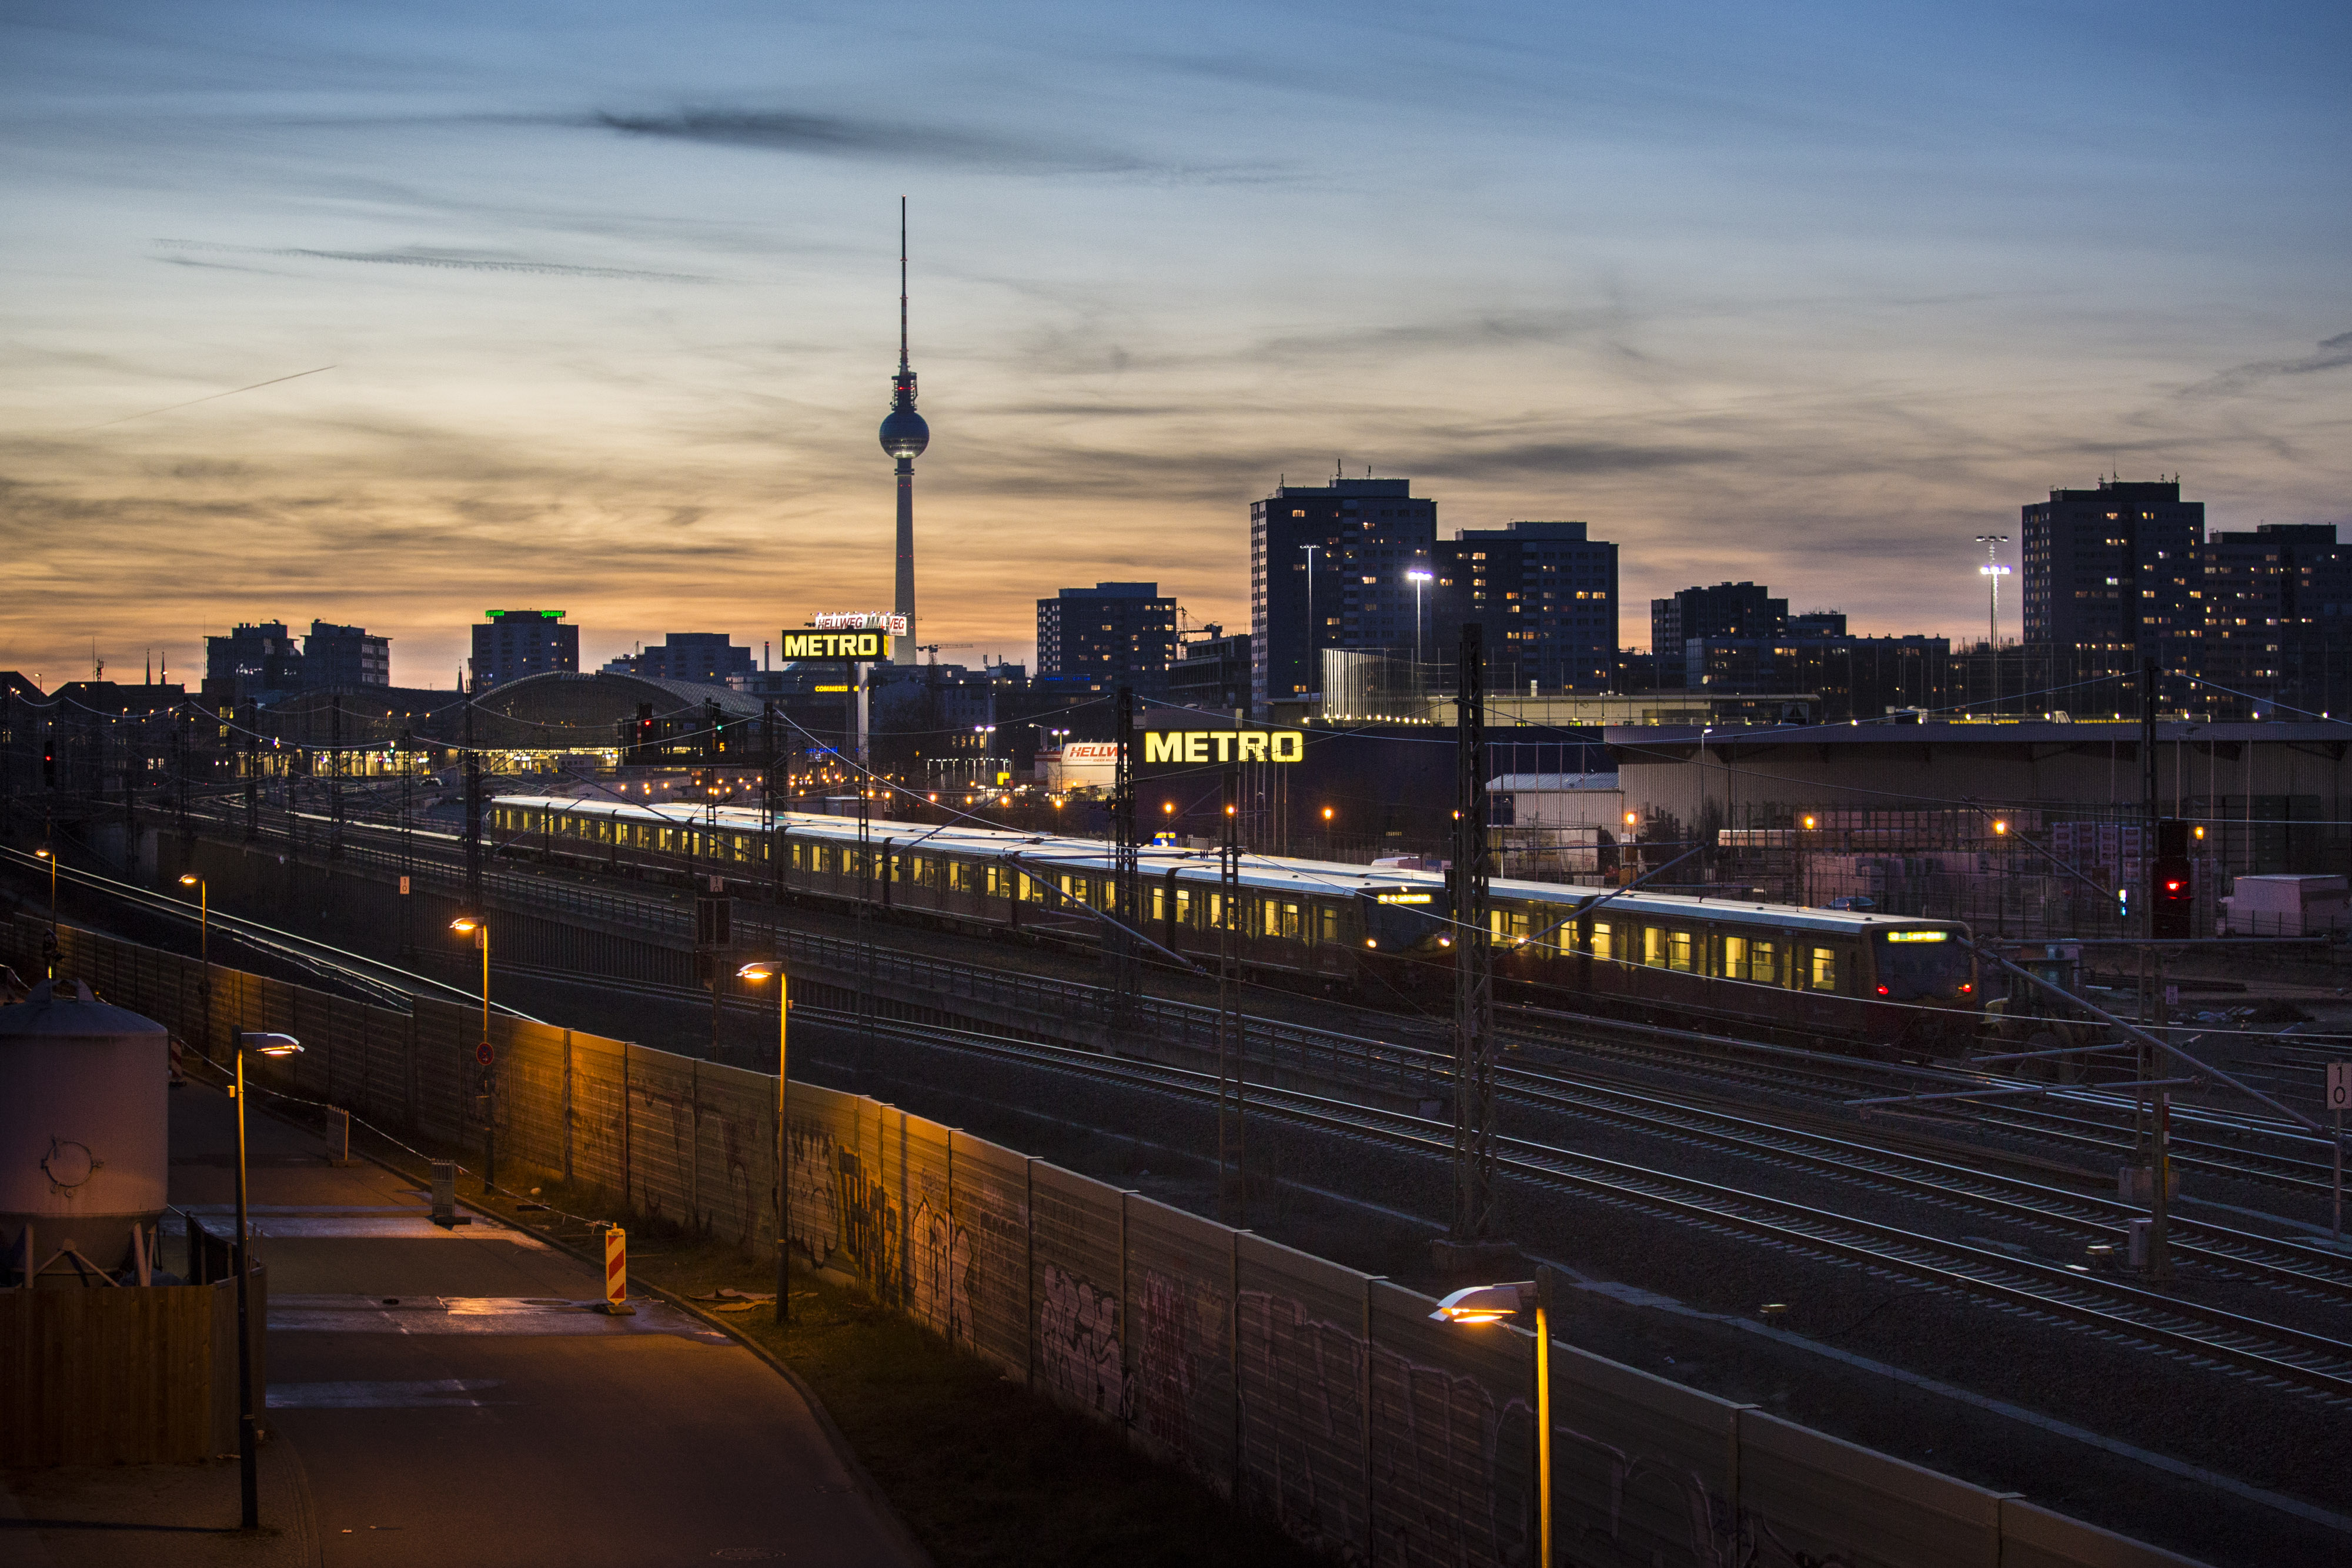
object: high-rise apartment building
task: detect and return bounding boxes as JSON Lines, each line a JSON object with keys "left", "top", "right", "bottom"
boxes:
{"left": 2020, "top": 479, "right": 2203, "bottom": 682}
{"left": 1651, "top": 582, "right": 1787, "bottom": 653}
{"left": 471, "top": 610, "right": 579, "bottom": 689}
{"left": 2201, "top": 523, "right": 2352, "bottom": 712}
{"left": 1432, "top": 521, "right": 1618, "bottom": 693}
{"left": 302, "top": 621, "right": 390, "bottom": 687}
{"left": 1035, "top": 583, "right": 1178, "bottom": 685}
{"left": 1250, "top": 477, "right": 1439, "bottom": 713}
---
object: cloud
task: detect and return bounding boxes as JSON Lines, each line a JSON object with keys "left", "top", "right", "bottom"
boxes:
{"left": 583, "top": 108, "right": 1280, "bottom": 184}
{"left": 153, "top": 239, "right": 703, "bottom": 282}
{"left": 2180, "top": 330, "right": 2352, "bottom": 399}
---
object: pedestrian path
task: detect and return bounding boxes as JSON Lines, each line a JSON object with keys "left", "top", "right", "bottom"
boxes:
{"left": 2, "top": 1082, "right": 926, "bottom": 1568}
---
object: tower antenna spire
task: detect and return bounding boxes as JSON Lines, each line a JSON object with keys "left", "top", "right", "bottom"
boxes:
{"left": 880, "top": 195, "right": 928, "bottom": 668}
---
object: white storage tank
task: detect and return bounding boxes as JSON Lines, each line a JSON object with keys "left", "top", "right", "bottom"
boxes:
{"left": 1, "top": 979, "right": 171, "bottom": 1283}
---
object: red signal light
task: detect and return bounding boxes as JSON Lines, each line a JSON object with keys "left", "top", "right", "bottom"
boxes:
{"left": 1875, "top": 985, "right": 1891, "bottom": 997}
{"left": 1959, "top": 983, "right": 1972, "bottom": 993}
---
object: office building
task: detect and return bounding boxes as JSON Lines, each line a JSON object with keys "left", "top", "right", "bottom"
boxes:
{"left": 302, "top": 621, "right": 390, "bottom": 688}
{"left": 1651, "top": 582, "right": 1786, "bottom": 653}
{"left": 1251, "top": 476, "right": 1439, "bottom": 714}
{"left": 1432, "top": 520, "right": 1618, "bottom": 693}
{"left": 1165, "top": 626, "right": 1252, "bottom": 713}
{"left": 2020, "top": 479, "right": 2203, "bottom": 683}
{"left": 606, "top": 633, "right": 754, "bottom": 688}
{"left": 471, "top": 610, "right": 579, "bottom": 689}
{"left": 1035, "top": 583, "right": 1178, "bottom": 685}
{"left": 203, "top": 622, "right": 306, "bottom": 703}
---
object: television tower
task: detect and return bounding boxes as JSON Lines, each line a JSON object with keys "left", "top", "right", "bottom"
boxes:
{"left": 878, "top": 197, "right": 928, "bottom": 666}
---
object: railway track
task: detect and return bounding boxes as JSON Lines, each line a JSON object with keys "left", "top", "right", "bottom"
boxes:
{"left": 1502, "top": 1002, "right": 2347, "bottom": 1199}
{"left": 679, "top": 974, "right": 2352, "bottom": 1404}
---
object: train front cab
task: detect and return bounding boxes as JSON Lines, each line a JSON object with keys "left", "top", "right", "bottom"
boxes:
{"left": 1488, "top": 900, "right": 1978, "bottom": 1058}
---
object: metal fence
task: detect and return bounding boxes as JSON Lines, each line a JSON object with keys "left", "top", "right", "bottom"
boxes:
{"left": 8, "top": 915, "right": 2202, "bottom": 1568}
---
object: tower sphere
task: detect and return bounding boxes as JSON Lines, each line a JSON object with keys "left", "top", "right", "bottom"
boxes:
{"left": 880, "top": 404, "right": 929, "bottom": 460}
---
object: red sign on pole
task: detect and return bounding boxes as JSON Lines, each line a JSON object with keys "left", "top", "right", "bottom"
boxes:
{"left": 476, "top": 1041, "right": 495, "bottom": 1066}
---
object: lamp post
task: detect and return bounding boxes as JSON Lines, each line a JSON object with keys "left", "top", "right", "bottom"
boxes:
{"left": 1301, "top": 543, "right": 1321, "bottom": 698}
{"left": 35, "top": 838, "right": 56, "bottom": 977}
{"left": 737, "top": 960, "right": 791, "bottom": 1325}
{"left": 1976, "top": 533, "right": 2011, "bottom": 653}
{"left": 450, "top": 917, "right": 495, "bottom": 1188}
{"left": 230, "top": 1028, "right": 303, "bottom": 1529}
{"left": 1407, "top": 569, "right": 1435, "bottom": 686}
{"left": 1432, "top": 1277, "right": 1553, "bottom": 1568}
{"left": 180, "top": 874, "right": 213, "bottom": 1061}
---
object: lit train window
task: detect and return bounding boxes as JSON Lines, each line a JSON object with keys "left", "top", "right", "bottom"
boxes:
{"left": 1668, "top": 931, "right": 1694, "bottom": 972}
{"left": 1721, "top": 935, "right": 1746, "bottom": 978}
{"left": 1318, "top": 905, "right": 1340, "bottom": 943}
{"left": 1590, "top": 920, "right": 1614, "bottom": 961}
{"left": 1751, "top": 941, "right": 1780, "bottom": 985}
{"left": 1810, "top": 947, "right": 1839, "bottom": 991}
{"left": 1643, "top": 927, "right": 1666, "bottom": 967}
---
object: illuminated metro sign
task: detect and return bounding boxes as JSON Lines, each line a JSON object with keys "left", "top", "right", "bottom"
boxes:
{"left": 781, "top": 631, "right": 892, "bottom": 661}
{"left": 1142, "top": 730, "right": 1305, "bottom": 764}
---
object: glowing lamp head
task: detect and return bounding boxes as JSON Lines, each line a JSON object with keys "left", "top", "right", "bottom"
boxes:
{"left": 736, "top": 962, "right": 783, "bottom": 983}
{"left": 1321, "top": 807, "right": 1334, "bottom": 820}
{"left": 1992, "top": 820, "right": 2009, "bottom": 835}
{"left": 243, "top": 1032, "right": 303, "bottom": 1058}
{"left": 1801, "top": 815, "right": 1816, "bottom": 830}
{"left": 450, "top": 916, "right": 482, "bottom": 935}
{"left": 179, "top": 873, "right": 200, "bottom": 887}
{"left": 1429, "top": 1282, "right": 1535, "bottom": 1325}
{"left": 35, "top": 846, "right": 51, "bottom": 860}
{"left": 1623, "top": 812, "right": 1638, "bottom": 827}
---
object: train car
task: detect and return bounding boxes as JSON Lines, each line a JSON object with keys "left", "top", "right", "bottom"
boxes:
{"left": 487, "top": 794, "right": 1980, "bottom": 1058}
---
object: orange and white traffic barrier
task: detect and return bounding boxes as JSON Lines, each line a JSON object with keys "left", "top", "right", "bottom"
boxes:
{"left": 599, "top": 1225, "right": 634, "bottom": 1315}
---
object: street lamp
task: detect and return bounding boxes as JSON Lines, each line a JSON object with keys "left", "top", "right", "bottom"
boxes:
{"left": 737, "top": 960, "right": 792, "bottom": 1325}
{"left": 1406, "top": 569, "right": 1435, "bottom": 678}
{"left": 1432, "top": 1279, "right": 1552, "bottom": 1568}
{"left": 1976, "top": 534, "right": 2011, "bottom": 651}
{"left": 35, "top": 840, "right": 56, "bottom": 976}
{"left": 450, "top": 917, "right": 496, "bottom": 1187}
{"left": 229, "top": 1028, "right": 303, "bottom": 1529}
{"left": 181, "top": 874, "right": 212, "bottom": 1062}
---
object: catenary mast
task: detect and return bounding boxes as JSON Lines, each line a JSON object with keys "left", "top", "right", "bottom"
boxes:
{"left": 878, "top": 197, "right": 928, "bottom": 666}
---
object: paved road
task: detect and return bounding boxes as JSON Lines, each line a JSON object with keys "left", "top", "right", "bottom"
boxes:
{"left": 5, "top": 1082, "right": 924, "bottom": 1568}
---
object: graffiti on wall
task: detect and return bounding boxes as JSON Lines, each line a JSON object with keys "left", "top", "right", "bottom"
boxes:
{"left": 1238, "top": 1288, "right": 1370, "bottom": 1556}
{"left": 907, "top": 1195, "right": 974, "bottom": 1345}
{"left": 1039, "top": 1262, "right": 1127, "bottom": 1419}
{"left": 785, "top": 1124, "right": 841, "bottom": 1263}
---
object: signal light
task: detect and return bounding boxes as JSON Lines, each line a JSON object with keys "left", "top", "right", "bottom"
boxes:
{"left": 1875, "top": 985, "right": 1890, "bottom": 997}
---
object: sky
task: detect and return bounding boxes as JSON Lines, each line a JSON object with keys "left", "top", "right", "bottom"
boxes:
{"left": 3, "top": 0, "right": 2348, "bottom": 687}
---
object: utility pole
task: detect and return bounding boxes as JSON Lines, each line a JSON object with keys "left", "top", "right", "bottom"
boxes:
{"left": 763, "top": 701, "right": 783, "bottom": 905}
{"left": 1451, "top": 622, "right": 1499, "bottom": 1248}
{"left": 242, "top": 701, "right": 259, "bottom": 843}
{"left": 462, "top": 672, "right": 483, "bottom": 918}
{"left": 328, "top": 693, "right": 344, "bottom": 862}
{"left": 397, "top": 729, "right": 415, "bottom": 962}
{"left": 1111, "top": 686, "right": 1140, "bottom": 1012}
{"left": 2140, "top": 656, "right": 2171, "bottom": 1280}
{"left": 1217, "top": 750, "right": 1244, "bottom": 1226}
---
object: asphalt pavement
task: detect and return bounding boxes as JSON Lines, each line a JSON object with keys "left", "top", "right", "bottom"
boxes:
{"left": 1, "top": 1080, "right": 926, "bottom": 1568}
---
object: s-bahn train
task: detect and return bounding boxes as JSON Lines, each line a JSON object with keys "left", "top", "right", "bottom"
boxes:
{"left": 489, "top": 794, "right": 1982, "bottom": 1058}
